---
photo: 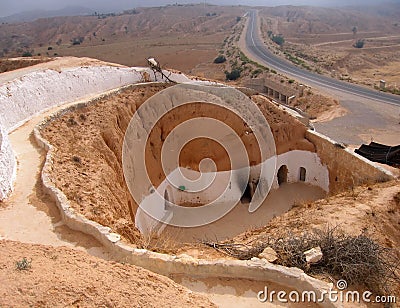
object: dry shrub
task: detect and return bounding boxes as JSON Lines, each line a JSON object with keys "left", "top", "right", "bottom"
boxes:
{"left": 201, "top": 240, "right": 268, "bottom": 260}
{"left": 140, "top": 229, "right": 181, "bottom": 254}
{"left": 203, "top": 226, "right": 400, "bottom": 295}
{"left": 270, "top": 226, "right": 400, "bottom": 295}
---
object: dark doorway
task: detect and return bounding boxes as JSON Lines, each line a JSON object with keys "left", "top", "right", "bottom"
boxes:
{"left": 241, "top": 182, "right": 252, "bottom": 203}
{"left": 299, "top": 167, "right": 306, "bottom": 182}
{"left": 277, "top": 165, "right": 288, "bottom": 186}
{"left": 164, "top": 189, "right": 170, "bottom": 210}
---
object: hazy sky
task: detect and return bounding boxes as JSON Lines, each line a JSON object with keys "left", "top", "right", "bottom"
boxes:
{"left": 0, "top": 0, "right": 388, "bottom": 17}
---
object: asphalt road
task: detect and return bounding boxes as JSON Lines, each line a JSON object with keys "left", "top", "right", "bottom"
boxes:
{"left": 245, "top": 10, "right": 400, "bottom": 107}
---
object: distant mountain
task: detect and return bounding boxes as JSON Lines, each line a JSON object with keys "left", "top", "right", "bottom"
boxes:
{"left": 0, "top": 6, "right": 95, "bottom": 24}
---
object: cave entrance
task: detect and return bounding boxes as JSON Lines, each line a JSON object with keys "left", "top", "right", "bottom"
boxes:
{"left": 241, "top": 182, "right": 252, "bottom": 203}
{"left": 164, "top": 187, "right": 174, "bottom": 210}
{"left": 299, "top": 167, "right": 306, "bottom": 182}
{"left": 277, "top": 165, "right": 288, "bottom": 186}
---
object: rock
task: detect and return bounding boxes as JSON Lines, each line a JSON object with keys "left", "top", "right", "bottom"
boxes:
{"left": 304, "top": 246, "right": 323, "bottom": 264}
{"left": 106, "top": 232, "right": 121, "bottom": 243}
{"left": 259, "top": 247, "right": 278, "bottom": 263}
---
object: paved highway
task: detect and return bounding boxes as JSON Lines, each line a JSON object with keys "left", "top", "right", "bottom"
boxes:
{"left": 244, "top": 10, "right": 400, "bottom": 106}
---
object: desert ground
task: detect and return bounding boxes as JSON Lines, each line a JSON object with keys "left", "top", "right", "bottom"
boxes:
{"left": 0, "top": 4, "right": 247, "bottom": 80}
{"left": 258, "top": 4, "right": 400, "bottom": 94}
{"left": 0, "top": 3, "right": 399, "bottom": 307}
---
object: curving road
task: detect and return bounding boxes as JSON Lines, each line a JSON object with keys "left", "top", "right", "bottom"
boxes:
{"left": 245, "top": 10, "right": 400, "bottom": 106}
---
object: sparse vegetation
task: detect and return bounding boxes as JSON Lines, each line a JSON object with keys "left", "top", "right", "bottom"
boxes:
{"left": 15, "top": 257, "right": 32, "bottom": 270}
{"left": 71, "top": 37, "right": 84, "bottom": 46}
{"left": 72, "top": 156, "right": 82, "bottom": 164}
{"left": 213, "top": 55, "right": 226, "bottom": 64}
{"left": 204, "top": 227, "right": 400, "bottom": 295}
{"left": 354, "top": 39, "right": 365, "bottom": 48}
{"left": 225, "top": 68, "right": 241, "bottom": 80}
{"left": 22, "top": 51, "right": 32, "bottom": 57}
{"left": 271, "top": 34, "right": 285, "bottom": 46}
{"left": 270, "top": 227, "right": 400, "bottom": 295}
{"left": 251, "top": 68, "right": 263, "bottom": 78}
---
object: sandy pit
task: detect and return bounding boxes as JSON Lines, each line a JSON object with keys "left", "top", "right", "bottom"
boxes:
{"left": 38, "top": 83, "right": 326, "bottom": 253}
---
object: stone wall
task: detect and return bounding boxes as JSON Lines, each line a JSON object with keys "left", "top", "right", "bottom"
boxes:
{"left": 306, "top": 130, "right": 394, "bottom": 194}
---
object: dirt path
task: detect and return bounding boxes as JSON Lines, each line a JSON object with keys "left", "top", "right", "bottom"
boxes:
{"left": 0, "top": 98, "right": 113, "bottom": 260}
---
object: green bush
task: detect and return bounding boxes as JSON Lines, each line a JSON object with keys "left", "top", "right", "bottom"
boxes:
{"left": 271, "top": 34, "right": 285, "bottom": 46}
{"left": 15, "top": 257, "right": 31, "bottom": 270}
{"left": 213, "top": 55, "right": 226, "bottom": 64}
{"left": 22, "top": 51, "right": 32, "bottom": 57}
{"left": 225, "top": 69, "right": 241, "bottom": 80}
{"left": 354, "top": 39, "right": 365, "bottom": 48}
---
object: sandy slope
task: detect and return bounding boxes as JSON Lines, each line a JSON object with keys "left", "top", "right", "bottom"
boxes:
{"left": 0, "top": 240, "right": 214, "bottom": 308}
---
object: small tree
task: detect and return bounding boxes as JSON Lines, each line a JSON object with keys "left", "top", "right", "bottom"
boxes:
{"left": 271, "top": 34, "right": 285, "bottom": 46}
{"left": 354, "top": 39, "right": 365, "bottom": 48}
{"left": 213, "top": 55, "right": 226, "bottom": 64}
{"left": 352, "top": 26, "right": 357, "bottom": 36}
{"left": 22, "top": 51, "right": 32, "bottom": 57}
{"left": 225, "top": 69, "right": 241, "bottom": 80}
{"left": 71, "top": 37, "right": 84, "bottom": 45}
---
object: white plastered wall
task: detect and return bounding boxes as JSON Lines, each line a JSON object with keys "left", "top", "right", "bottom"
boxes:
{"left": 0, "top": 125, "right": 16, "bottom": 200}
{"left": 0, "top": 65, "right": 214, "bottom": 200}
{"left": 135, "top": 150, "right": 330, "bottom": 235}
{"left": 274, "top": 150, "right": 329, "bottom": 192}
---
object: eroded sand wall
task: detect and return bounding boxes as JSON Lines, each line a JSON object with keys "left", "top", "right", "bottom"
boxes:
{"left": 306, "top": 130, "right": 394, "bottom": 194}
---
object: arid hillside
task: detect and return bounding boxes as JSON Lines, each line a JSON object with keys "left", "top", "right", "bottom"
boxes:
{"left": 0, "top": 4, "right": 246, "bottom": 73}
{"left": 259, "top": 3, "right": 400, "bottom": 93}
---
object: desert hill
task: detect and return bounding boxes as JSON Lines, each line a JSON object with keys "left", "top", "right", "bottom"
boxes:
{"left": 260, "top": 4, "right": 400, "bottom": 38}
{"left": 0, "top": 6, "right": 94, "bottom": 24}
{"left": 259, "top": 3, "right": 400, "bottom": 92}
{"left": 0, "top": 5, "right": 245, "bottom": 59}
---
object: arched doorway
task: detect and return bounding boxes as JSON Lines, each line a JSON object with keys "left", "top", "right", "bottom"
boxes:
{"left": 277, "top": 165, "right": 288, "bottom": 186}
{"left": 299, "top": 167, "right": 306, "bottom": 182}
{"left": 241, "top": 182, "right": 252, "bottom": 203}
{"left": 164, "top": 186, "right": 174, "bottom": 210}
{"left": 240, "top": 180, "right": 258, "bottom": 204}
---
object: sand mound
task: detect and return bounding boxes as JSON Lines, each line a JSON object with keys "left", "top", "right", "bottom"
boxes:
{"left": 0, "top": 240, "right": 214, "bottom": 307}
